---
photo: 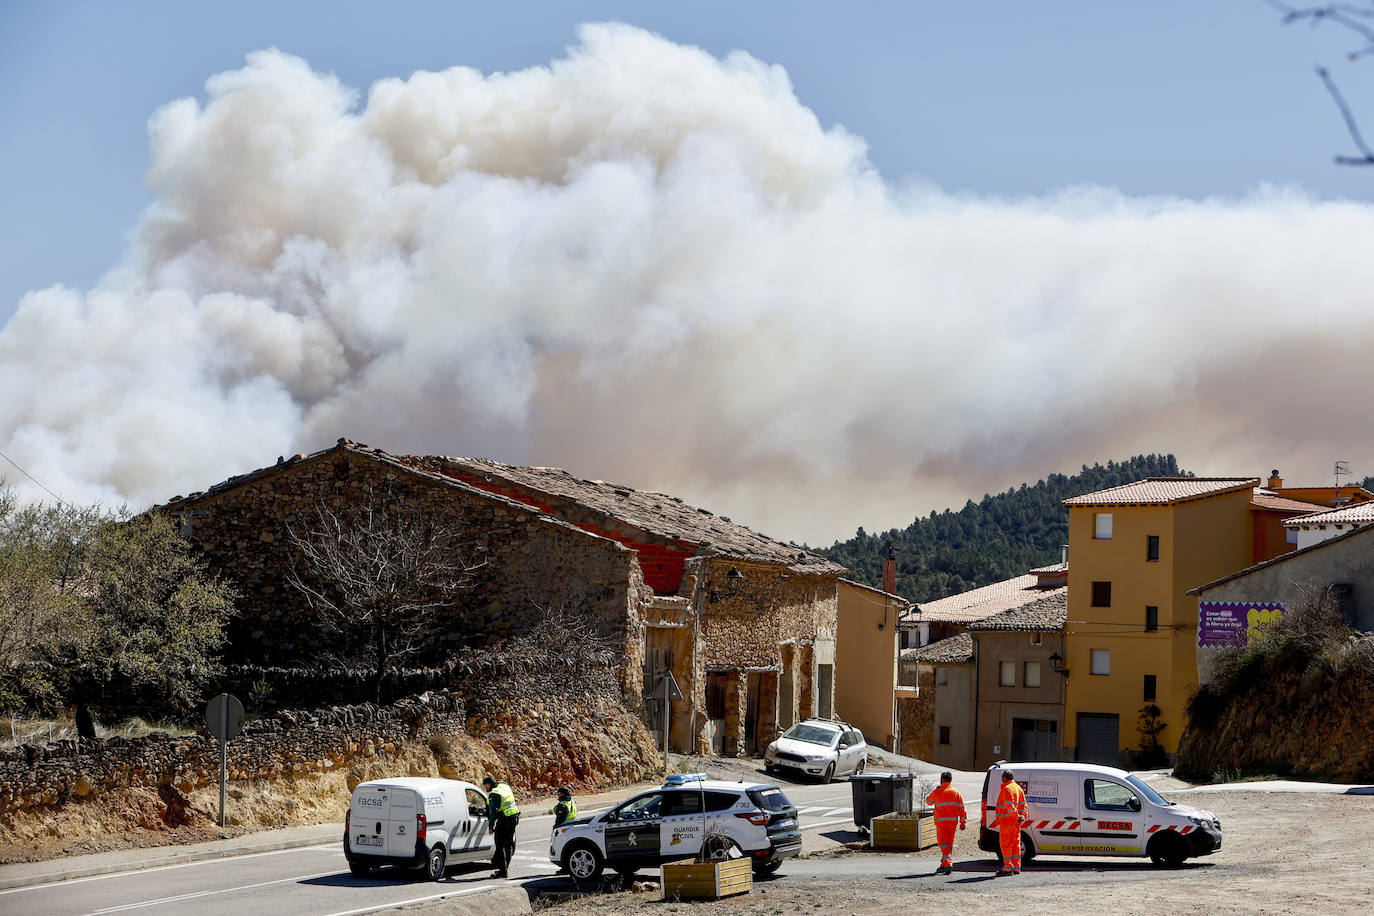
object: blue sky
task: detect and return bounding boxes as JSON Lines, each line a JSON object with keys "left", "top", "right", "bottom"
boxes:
{"left": 3, "top": 2, "right": 1374, "bottom": 543}
{"left": 2, "top": 1, "right": 1370, "bottom": 319}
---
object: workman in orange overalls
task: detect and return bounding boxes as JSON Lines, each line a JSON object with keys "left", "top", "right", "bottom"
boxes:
{"left": 925, "top": 771, "right": 967, "bottom": 875}
{"left": 995, "top": 769, "right": 1029, "bottom": 875}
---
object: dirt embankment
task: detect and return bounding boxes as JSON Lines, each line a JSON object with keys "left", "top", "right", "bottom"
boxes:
{"left": 0, "top": 695, "right": 659, "bottom": 865}
{"left": 1176, "top": 637, "right": 1374, "bottom": 782}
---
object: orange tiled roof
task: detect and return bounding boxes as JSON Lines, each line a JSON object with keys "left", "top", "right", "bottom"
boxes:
{"left": 1063, "top": 477, "right": 1258, "bottom": 508}
{"left": 906, "top": 574, "right": 1067, "bottom": 624}
{"left": 1251, "top": 491, "right": 1332, "bottom": 514}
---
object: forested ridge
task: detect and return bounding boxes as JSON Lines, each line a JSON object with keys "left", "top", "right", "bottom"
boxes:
{"left": 816, "top": 454, "right": 1186, "bottom": 603}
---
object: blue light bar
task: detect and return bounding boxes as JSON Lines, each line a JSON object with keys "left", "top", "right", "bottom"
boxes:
{"left": 664, "top": 772, "right": 709, "bottom": 786}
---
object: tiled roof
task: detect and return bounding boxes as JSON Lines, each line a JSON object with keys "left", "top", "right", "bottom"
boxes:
{"left": 906, "top": 575, "right": 1066, "bottom": 624}
{"left": 965, "top": 592, "right": 1067, "bottom": 632}
{"left": 162, "top": 440, "right": 844, "bottom": 575}
{"left": 1028, "top": 562, "right": 1068, "bottom": 575}
{"left": 901, "top": 632, "right": 974, "bottom": 665}
{"left": 1252, "top": 491, "right": 1333, "bottom": 514}
{"left": 1063, "top": 477, "right": 1258, "bottom": 507}
{"left": 1282, "top": 501, "right": 1374, "bottom": 528}
{"left": 401, "top": 455, "right": 845, "bottom": 575}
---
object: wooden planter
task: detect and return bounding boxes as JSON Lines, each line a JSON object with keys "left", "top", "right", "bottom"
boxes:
{"left": 661, "top": 857, "right": 753, "bottom": 899}
{"left": 870, "top": 810, "right": 936, "bottom": 850}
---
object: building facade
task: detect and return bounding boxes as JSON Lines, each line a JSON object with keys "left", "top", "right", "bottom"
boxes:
{"left": 157, "top": 439, "right": 845, "bottom": 759}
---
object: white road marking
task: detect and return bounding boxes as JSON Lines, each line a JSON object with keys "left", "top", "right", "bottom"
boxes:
{"left": 83, "top": 869, "right": 339, "bottom": 914}
{"left": 321, "top": 884, "right": 492, "bottom": 916}
{"left": 820, "top": 807, "right": 852, "bottom": 818}
{"left": 797, "top": 806, "right": 831, "bottom": 814}
{"left": 0, "top": 845, "right": 337, "bottom": 896}
{"left": 802, "top": 816, "right": 857, "bottom": 831}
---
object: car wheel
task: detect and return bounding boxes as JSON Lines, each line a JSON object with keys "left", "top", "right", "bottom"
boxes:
{"left": 855, "top": 756, "right": 866, "bottom": 775}
{"left": 1020, "top": 832, "right": 1037, "bottom": 865}
{"left": 1148, "top": 832, "right": 1187, "bottom": 867}
{"left": 764, "top": 761, "right": 776, "bottom": 775}
{"left": 348, "top": 861, "right": 372, "bottom": 878}
{"left": 821, "top": 762, "right": 836, "bottom": 784}
{"left": 564, "top": 842, "right": 605, "bottom": 881}
{"left": 752, "top": 859, "right": 783, "bottom": 877}
{"left": 426, "top": 845, "right": 446, "bottom": 881}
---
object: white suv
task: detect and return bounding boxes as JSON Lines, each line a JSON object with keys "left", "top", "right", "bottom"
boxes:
{"left": 764, "top": 718, "right": 867, "bottom": 782}
{"left": 549, "top": 773, "right": 801, "bottom": 880}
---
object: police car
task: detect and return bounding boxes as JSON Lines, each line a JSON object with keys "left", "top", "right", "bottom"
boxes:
{"left": 549, "top": 773, "right": 802, "bottom": 880}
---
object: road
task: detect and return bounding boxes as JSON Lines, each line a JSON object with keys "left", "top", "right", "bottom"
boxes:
{"left": 1, "top": 773, "right": 874, "bottom": 916}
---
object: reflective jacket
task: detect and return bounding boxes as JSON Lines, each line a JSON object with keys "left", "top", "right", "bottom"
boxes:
{"left": 488, "top": 781, "right": 521, "bottom": 826}
{"left": 995, "top": 780, "right": 1028, "bottom": 826}
{"left": 554, "top": 797, "right": 578, "bottom": 826}
{"left": 926, "top": 783, "right": 967, "bottom": 827}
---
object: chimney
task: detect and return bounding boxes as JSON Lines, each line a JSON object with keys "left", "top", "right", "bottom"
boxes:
{"left": 882, "top": 543, "right": 897, "bottom": 595}
{"left": 1267, "top": 469, "right": 1283, "bottom": 489}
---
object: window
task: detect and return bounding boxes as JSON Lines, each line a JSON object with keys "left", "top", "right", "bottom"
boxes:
{"left": 1091, "top": 649, "right": 1110, "bottom": 675}
{"left": 1146, "top": 535, "right": 1160, "bottom": 562}
{"left": 999, "top": 661, "right": 1016, "bottom": 686}
{"left": 1092, "top": 581, "right": 1112, "bottom": 607}
{"left": 1024, "top": 661, "right": 1042, "bottom": 688}
{"left": 663, "top": 792, "right": 703, "bottom": 816}
{"left": 936, "top": 667, "right": 949, "bottom": 686}
{"left": 1143, "top": 674, "right": 1157, "bottom": 702}
{"left": 1084, "top": 779, "right": 1138, "bottom": 811}
{"left": 1145, "top": 606, "right": 1159, "bottom": 632}
{"left": 938, "top": 726, "right": 951, "bottom": 745}
{"left": 1286, "top": 528, "right": 1298, "bottom": 545}
{"left": 1094, "top": 513, "right": 1114, "bottom": 539}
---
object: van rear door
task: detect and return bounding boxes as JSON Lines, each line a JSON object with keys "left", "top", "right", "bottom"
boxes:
{"left": 350, "top": 784, "right": 391, "bottom": 854}
{"left": 385, "top": 787, "right": 420, "bottom": 858}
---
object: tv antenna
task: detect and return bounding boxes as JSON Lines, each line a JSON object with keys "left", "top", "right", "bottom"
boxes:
{"left": 1334, "top": 460, "right": 1352, "bottom": 488}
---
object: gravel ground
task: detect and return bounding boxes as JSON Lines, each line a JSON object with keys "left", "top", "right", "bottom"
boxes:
{"left": 534, "top": 789, "right": 1374, "bottom": 915}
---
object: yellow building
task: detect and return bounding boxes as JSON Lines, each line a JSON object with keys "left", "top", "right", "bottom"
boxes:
{"left": 1062, "top": 477, "right": 1258, "bottom": 765}
{"left": 835, "top": 578, "right": 906, "bottom": 748}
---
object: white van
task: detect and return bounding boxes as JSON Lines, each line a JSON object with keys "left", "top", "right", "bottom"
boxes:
{"left": 977, "top": 761, "right": 1222, "bottom": 867}
{"left": 344, "top": 777, "right": 493, "bottom": 880}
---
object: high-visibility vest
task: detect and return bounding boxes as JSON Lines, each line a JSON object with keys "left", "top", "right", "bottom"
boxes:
{"left": 996, "top": 780, "right": 1027, "bottom": 824}
{"left": 559, "top": 798, "right": 578, "bottom": 821}
{"left": 926, "top": 783, "right": 966, "bottom": 825}
{"left": 492, "top": 782, "right": 521, "bottom": 817}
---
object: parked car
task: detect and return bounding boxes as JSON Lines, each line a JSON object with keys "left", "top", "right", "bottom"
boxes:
{"left": 549, "top": 773, "right": 802, "bottom": 880}
{"left": 976, "top": 761, "right": 1223, "bottom": 867}
{"left": 763, "top": 718, "right": 868, "bottom": 782}
{"left": 344, "top": 777, "right": 494, "bottom": 880}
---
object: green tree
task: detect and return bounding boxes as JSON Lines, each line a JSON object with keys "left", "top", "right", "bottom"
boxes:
{"left": 1, "top": 488, "right": 237, "bottom": 734}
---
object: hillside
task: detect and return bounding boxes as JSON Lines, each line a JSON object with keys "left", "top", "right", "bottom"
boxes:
{"left": 818, "top": 454, "right": 1185, "bottom": 602}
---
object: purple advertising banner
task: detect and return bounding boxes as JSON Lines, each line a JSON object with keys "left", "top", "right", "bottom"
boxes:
{"left": 1197, "top": 601, "right": 1285, "bottom": 648}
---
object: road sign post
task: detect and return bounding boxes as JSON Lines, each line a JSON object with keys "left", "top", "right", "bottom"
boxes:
{"left": 204, "top": 693, "right": 244, "bottom": 828}
{"left": 658, "top": 672, "right": 683, "bottom": 774}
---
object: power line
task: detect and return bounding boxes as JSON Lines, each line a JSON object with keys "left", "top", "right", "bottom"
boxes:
{"left": 0, "top": 446, "right": 69, "bottom": 507}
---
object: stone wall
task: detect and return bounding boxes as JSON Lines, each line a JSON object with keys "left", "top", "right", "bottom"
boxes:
{"left": 0, "top": 681, "right": 660, "bottom": 820}
{"left": 165, "top": 446, "right": 647, "bottom": 687}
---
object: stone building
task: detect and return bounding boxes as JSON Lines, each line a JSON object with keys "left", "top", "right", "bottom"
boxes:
{"left": 157, "top": 439, "right": 844, "bottom": 758}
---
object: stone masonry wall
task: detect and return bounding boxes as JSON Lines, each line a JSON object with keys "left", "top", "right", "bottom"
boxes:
{"left": 0, "top": 681, "right": 661, "bottom": 819}
{"left": 167, "top": 447, "right": 643, "bottom": 675}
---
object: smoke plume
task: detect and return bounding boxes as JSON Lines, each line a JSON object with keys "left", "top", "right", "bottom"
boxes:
{"left": 4, "top": 23, "right": 1374, "bottom": 545}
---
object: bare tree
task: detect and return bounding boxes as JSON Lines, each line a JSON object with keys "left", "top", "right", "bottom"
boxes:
{"left": 1269, "top": 1, "right": 1374, "bottom": 164}
{"left": 286, "top": 489, "right": 485, "bottom": 703}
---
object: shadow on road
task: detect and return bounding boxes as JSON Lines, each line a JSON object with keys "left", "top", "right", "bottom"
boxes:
{"left": 302, "top": 861, "right": 494, "bottom": 887}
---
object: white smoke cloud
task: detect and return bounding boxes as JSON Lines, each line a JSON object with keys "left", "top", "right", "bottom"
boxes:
{"left": 4, "top": 23, "right": 1374, "bottom": 545}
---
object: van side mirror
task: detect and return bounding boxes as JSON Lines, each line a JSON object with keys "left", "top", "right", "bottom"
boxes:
{"left": 1128, "top": 797, "right": 1141, "bottom": 812}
